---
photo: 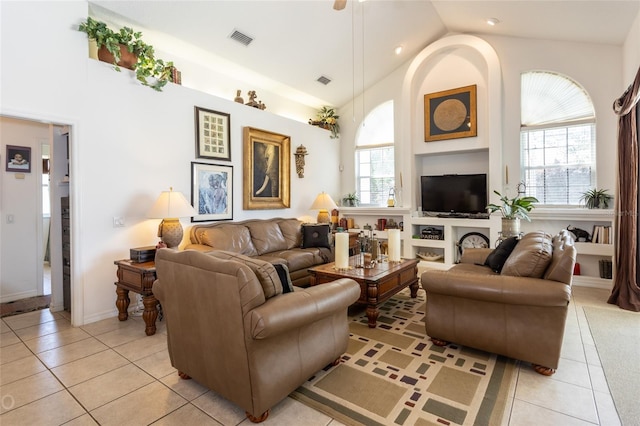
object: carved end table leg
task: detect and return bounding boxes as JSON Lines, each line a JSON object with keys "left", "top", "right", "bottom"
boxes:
{"left": 115, "top": 287, "right": 130, "bottom": 321}
{"left": 366, "top": 305, "right": 379, "bottom": 328}
{"left": 142, "top": 295, "right": 159, "bottom": 336}
{"left": 409, "top": 281, "right": 419, "bottom": 298}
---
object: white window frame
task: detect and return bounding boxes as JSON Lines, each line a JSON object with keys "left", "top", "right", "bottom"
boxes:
{"left": 520, "top": 72, "right": 596, "bottom": 206}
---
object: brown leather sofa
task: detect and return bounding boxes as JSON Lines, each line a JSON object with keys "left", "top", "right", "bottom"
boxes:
{"left": 186, "top": 218, "right": 332, "bottom": 287}
{"left": 421, "top": 230, "right": 576, "bottom": 375}
{"left": 153, "top": 249, "right": 360, "bottom": 422}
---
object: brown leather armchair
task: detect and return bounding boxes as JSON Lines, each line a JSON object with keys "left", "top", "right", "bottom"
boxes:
{"left": 421, "top": 231, "right": 576, "bottom": 375}
{"left": 153, "top": 249, "right": 360, "bottom": 422}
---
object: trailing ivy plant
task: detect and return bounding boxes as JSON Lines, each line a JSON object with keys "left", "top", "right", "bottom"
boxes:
{"left": 78, "top": 17, "right": 174, "bottom": 91}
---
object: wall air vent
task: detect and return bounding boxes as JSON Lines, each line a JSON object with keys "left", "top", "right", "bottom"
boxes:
{"left": 317, "top": 75, "right": 332, "bottom": 85}
{"left": 229, "top": 29, "right": 254, "bottom": 46}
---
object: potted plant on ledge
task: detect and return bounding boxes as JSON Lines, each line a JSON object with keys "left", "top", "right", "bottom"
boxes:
{"left": 78, "top": 17, "right": 174, "bottom": 91}
{"left": 486, "top": 190, "right": 538, "bottom": 238}
{"left": 342, "top": 192, "right": 359, "bottom": 207}
{"left": 580, "top": 188, "right": 613, "bottom": 209}
{"left": 309, "top": 106, "right": 340, "bottom": 139}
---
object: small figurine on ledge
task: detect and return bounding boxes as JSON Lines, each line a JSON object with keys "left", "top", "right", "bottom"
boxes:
{"left": 245, "top": 90, "right": 266, "bottom": 109}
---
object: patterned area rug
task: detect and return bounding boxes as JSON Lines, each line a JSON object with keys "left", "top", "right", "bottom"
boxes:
{"left": 291, "top": 290, "right": 516, "bottom": 426}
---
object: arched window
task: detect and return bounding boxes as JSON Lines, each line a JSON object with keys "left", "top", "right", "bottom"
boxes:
{"left": 520, "top": 71, "right": 596, "bottom": 205}
{"left": 355, "top": 101, "right": 395, "bottom": 206}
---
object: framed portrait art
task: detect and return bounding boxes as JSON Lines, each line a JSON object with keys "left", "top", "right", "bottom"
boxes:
{"left": 6, "top": 145, "right": 31, "bottom": 173}
{"left": 195, "top": 107, "right": 231, "bottom": 161}
{"left": 243, "top": 127, "right": 290, "bottom": 210}
{"left": 191, "top": 162, "right": 233, "bottom": 222}
{"left": 424, "top": 84, "right": 477, "bottom": 142}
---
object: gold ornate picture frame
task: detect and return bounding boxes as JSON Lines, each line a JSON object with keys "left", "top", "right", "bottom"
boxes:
{"left": 424, "top": 84, "right": 477, "bottom": 142}
{"left": 243, "top": 127, "right": 290, "bottom": 210}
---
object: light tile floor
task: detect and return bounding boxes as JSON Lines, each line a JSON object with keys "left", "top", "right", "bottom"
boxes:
{"left": 0, "top": 286, "right": 622, "bottom": 425}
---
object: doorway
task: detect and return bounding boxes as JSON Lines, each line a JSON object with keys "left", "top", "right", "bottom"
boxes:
{"left": 0, "top": 116, "right": 71, "bottom": 317}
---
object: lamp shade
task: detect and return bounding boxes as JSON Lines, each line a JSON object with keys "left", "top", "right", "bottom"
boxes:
{"left": 147, "top": 188, "right": 197, "bottom": 248}
{"left": 147, "top": 188, "right": 197, "bottom": 219}
{"left": 310, "top": 192, "right": 338, "bottom": 223}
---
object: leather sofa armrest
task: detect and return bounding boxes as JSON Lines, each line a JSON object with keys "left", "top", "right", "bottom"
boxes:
{"left": 422, "top": 269, "right": 571, "bottom": 307}
{"left": 184, "top": 244, "right": 215, "bottom": 252}
{"left": 459, "top": 248, "right": 493, "bottom": 265}
{"left": 249, "top": 278, "right": 360, "bottom": 339}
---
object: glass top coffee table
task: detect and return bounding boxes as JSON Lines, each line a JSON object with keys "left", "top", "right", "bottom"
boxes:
{"left": 308, "top": 257, "right": 419, "bottom": 328}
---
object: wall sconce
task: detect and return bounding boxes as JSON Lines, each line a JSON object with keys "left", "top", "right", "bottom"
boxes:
{"left": 294, "top": 144, "right": 308, "bottom": 178}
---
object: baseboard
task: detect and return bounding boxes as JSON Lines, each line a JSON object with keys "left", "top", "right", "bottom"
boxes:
{"left": 0, "top": 289, "right": 38, "bottom": 304}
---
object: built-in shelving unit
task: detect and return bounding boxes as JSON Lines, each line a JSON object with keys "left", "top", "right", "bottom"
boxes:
{"left": 525, "top": 208, "right": 615, "bottom": 289}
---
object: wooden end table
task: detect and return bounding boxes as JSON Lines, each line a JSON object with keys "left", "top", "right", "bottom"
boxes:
{"left": 308, "top": 257, "right": 419, "bottom": 328}
{"left": 114, "top": 259, "right": 159, "bottom": 336}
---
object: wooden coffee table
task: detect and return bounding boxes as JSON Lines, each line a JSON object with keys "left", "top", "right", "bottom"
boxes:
{"left": 308, "top": 257, "right": 419, "bottom": 328}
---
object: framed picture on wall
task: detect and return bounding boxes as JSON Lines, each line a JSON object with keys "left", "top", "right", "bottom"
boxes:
{"left": 424, "top": 84, "right": 477, "bottom": 142}
{"left": 191, "top": 162, "right": 233, "bottom": 222}
{"left": 195, "top": 107, "right": 231, "bottom": 161}
{"left": 243, "top": 127, "right": 290, "bottom": 210}
{"left": 5, "top": 145, "right": 31, "bottom": 173}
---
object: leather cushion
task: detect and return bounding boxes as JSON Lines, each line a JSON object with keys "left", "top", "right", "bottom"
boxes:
{"left": 197, "top": 224, "right": 258, "bottom": 257}
{"left": 543, "top": 231, "right": 577, "bottom": 283}
{"left": 484, "top": 237, "right": 519, "bottom": 272}
{"left": 247, "top": 221, "right": 287, "bottom": 255}
{"left": 301, "top": 224, "right": 331, "bottom": 249}
{"left": 501, "top": 231, "right": 553, "bottom": 278}
{"left": 278, "top": 219, "right": 303, "bottom": 249}
{"left": 207, "top": 250, "right": 283, "bottom": 298}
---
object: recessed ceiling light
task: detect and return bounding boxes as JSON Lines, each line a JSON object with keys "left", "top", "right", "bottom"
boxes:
{"left": 394, "top": 45, "right": 403, "bottom": 55}
{"left": 486, "top": 18, "right": 500, "bottom": 26}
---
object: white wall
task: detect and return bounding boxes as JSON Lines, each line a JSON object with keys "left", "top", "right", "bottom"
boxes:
{"left": 0, "top": 117, "right": 49, "bottom": 302}
{"left": 339, "top": 32, "right": 624, "bottom": 211}
{"left": 622, "top": 10, "right": 640, "bottom": 85}
{"left": 1, "top": 1, "right": 339, "bottom": 325}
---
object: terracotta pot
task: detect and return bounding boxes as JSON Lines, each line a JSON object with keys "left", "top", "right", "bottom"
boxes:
{"left": 97, "top": 44, "right": 138, "bottom": 70}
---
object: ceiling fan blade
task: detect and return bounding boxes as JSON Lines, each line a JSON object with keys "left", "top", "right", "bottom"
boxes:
{"left": 333, "top": 0, "right": 347, "bottom": 11}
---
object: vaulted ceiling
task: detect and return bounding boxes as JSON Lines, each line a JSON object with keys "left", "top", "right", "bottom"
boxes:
{"left": 91, "top": 0, "right": 639, "bottom": 108}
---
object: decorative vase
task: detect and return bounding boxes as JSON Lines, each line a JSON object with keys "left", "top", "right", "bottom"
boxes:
{"left": 97, "top": 44, "right": 138, "bottom": 70}
{"left": 501, "top": 218, "right": 521, "bottom": 238}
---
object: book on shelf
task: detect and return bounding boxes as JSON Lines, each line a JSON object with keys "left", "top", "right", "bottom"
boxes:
{"left": 591, "top": 225, "right": 612, "bottom": 244}
{"left": 598, "top": 259, "right": 613, "bottom": 279}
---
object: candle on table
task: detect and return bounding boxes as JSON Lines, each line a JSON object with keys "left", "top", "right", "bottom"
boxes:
{"left": 335, "top": 232, "right": 349, "bottom": 269}
{"left": 388, "top": 229, "right": 401, "bottom": 262}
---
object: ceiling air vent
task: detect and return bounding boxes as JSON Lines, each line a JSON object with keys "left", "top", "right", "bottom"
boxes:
{"left": 317, "top": 75, "right": 332, "bottom": 85}
{"left": 229, "top": 29, "right": 253, "bottom": 46}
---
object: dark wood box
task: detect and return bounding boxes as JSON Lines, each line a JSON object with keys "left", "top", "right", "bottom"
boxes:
{"left": 130, "top": 246, "right": 156, "bottom": 263}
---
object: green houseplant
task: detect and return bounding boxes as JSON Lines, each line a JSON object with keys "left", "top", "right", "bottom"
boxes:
{"left": 78, "top": 17, "right": 174, "bottom": 91}
{"left": 309, "top": 106, "right": 340, "bottom": 139}
{"left": 580, "top": 188, "right": 613, "bottom": 209}
{"left": 342, "top": 192, "right": 359, "bottom": 207}
{"left": 486, "top": 190, "right": 539, "bottom": 237}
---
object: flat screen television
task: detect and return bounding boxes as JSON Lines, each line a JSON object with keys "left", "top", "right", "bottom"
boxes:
{"left": 421, "top": 174, "right": 487, "bottom": 215}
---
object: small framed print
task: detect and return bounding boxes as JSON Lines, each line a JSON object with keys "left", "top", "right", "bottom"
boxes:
{"left": 6, "top": 145, "right": 31, "bottom": 173}
{"left": 424, "top": 84, "right": 477, "bottom": 142}
{"left": 191, "top": 162, "right": 233, "bottom": 222}
{"left": 195, "top": 107, "right": 231, "bottom": 161}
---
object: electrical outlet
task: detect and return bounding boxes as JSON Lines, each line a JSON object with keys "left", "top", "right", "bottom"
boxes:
{"left": 113, "top": 216, "right": 125, "bottom": 227}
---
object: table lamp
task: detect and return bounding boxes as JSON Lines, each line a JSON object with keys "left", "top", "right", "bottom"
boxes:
{"left": 310, "top": 192, "right": 338, "bottom": 223}
{"left": 147, "top": 187, "right": 197, "bottom": 248}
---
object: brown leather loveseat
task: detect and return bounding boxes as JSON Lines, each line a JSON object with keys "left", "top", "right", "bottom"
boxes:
{"left": 186, "top": 218, "right": 332, "bottom": 287}
{"left": 154, "top": 249, "right": 360, "bottom": 422}
{"left": 421, "top": 230, "right": 576, "bottom": 375}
